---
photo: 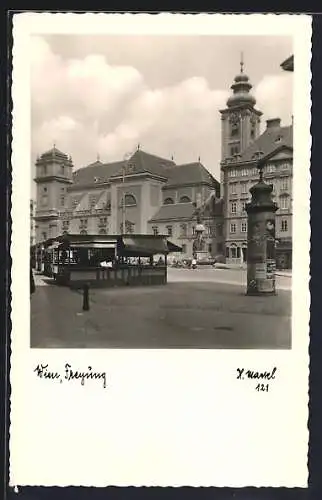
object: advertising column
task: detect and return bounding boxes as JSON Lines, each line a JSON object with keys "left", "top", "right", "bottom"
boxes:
{"left": 246, "top": 160, "right": 278, "bottom": 296}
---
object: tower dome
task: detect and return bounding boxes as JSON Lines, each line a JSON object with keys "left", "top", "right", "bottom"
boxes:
{"left": 226, "top": 56, "right": 256, "bottom": 108}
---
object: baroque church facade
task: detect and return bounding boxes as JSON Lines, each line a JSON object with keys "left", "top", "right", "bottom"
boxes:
{"left": 33, "top": 59, "right": 293, "bottom": 268}
{"left": 34, "top": 146, "right": 223, "bottom": 260}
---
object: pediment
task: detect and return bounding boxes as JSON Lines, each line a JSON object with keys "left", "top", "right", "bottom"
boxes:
{"left": 265, "top": 146, "right": 293, "bottom": 162}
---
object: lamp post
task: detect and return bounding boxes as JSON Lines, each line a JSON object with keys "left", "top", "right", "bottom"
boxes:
{"left": 246, "top": 152, "right": 278, "bottom": 296}
{"left": 122, "top": 151, "right": 133, "bottom": 235}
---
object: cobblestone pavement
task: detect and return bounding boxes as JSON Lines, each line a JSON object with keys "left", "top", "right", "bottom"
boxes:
{"left": 31, "top": 269, "right": 291, "bottom": 349}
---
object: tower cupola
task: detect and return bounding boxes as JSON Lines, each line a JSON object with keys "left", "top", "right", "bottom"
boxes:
{"left": 226, "top": 56, "right": 256, "bottom": 108}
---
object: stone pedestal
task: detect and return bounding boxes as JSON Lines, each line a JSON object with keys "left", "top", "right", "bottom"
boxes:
{"left": 246, "top": 172, "right": 278, "bottom": 296}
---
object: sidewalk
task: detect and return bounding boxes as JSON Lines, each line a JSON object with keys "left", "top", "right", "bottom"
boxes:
{"left": 31, "top": 281, "right": 291, "bottom": 349}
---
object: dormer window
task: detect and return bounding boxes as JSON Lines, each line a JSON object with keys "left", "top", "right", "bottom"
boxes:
{"left": 179, "top": 196, "right": 191, "bottom": 203}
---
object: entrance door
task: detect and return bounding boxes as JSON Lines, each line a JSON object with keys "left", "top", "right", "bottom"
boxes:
{"left": 242, "top": 247, "right": 247, "bottom": 263}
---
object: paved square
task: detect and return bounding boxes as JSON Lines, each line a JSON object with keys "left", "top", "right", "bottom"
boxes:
{"left": 31, "top": 268, "right": 291, "bottom": 349}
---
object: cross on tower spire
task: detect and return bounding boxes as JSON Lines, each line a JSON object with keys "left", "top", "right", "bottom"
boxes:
{"left": 240, "top": 52, "right": 244, "bottom": 74}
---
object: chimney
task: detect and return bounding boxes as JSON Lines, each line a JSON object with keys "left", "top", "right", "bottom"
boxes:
{"left": 266, "top": 118, "right": 281, "bottom": 129}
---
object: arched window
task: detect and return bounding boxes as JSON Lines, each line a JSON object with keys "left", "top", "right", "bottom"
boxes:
{"left": 231, "top": 122, "right": 239, "bottom": 137}
{"left": 179, "top": 196, "right": 191, "bottom": 203}
{"left": 80, "top": 230, "right": 87, "bottom": 235}
{"left": 164, "top": 197, "right": 174, "bottom": 205}
{"left": 124, "top": 194, "right": 137, "bottom": 207}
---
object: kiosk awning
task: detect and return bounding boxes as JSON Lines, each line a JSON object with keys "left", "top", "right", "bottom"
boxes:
{"left": 121, "top": 236, "right": 168, "bottom": 256}
{"left": 46, "top": 242, "right": 60, "bottom": 251}
{"left": 167, "top": 241, "right": 182, "bottom": 253}
{"left": 69, "top": 241, "right": 117, "bottom": 249}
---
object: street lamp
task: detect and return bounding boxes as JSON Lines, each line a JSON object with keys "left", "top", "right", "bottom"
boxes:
{"left": 245, "top": 152, "right": 278, "bottom": 296}
{"left": 121, "top": 151, "right": 133, "bottom": 235}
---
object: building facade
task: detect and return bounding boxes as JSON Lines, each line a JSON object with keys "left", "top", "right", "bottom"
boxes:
{"left": 34, "top": 147, "right": 223, "bottom": 260}
{"left": 33, "top": 58, "right": 292, "bottom": 268}
{"left": 220, "top": 63, "right": 293, "bottom": 269}
{"left": 30, "top": 199, "right": 36, "bottom": 246}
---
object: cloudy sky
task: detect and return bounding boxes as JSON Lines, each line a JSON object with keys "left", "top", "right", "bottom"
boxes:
{"left": 31, "top": 34, "right": 293, "bottom": 190}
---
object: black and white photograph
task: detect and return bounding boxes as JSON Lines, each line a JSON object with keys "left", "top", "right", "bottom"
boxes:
{"left": 10, "top": 13, "right": 310, "bottom": 488}
{"left": 30, "top": 30, "right": 294, "bottom": 349}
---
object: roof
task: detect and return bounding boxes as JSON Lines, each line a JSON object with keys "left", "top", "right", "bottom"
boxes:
{"left": 235, "top": 125, "right": 293, "bottom": 163}
{"left": 110, "top": 149, "right": 175, "bottom": 178}
{"left": 165, "top": 162, "right": 218, "bottom": 187}
{"left": 71, "top": 149, "right": 218, "bottom": 188}
{"left": 281, "top": 55, "right": 294, "bottom": 72}
{"left": 40, "top": 147, "right": 69, "bottom": 159}
{"left": 72, "top": 160, "right": 126, "bottom": 186}
{"left": 149, "top": 202, "right": 196, "bottom": 222}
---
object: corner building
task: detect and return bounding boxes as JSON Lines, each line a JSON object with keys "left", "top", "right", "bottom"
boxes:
{"left": 220, "top": 64, "right": 293, "bottom": 269}
{"left": 34, "top": 147, "right": 224, "bottom": 260}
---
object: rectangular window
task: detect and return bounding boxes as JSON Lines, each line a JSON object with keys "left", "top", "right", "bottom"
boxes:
{"left": 230, "top": 223, "right": 236, "bottom": 234}
{"left": 166, "top": 225, "right": 173, "bottom": 237}
{"left": 208, "top": 244, "right": 212, "bottom": 253}
{"left": 266, "top": 163, "right": 276, "bottom": 173}
{"left": 217, "top": 224, "right": 223, "bottom": 236}
{"left": 230, "top": 183, "right": 237, "bottom": 194}
{"left": 231, "top": 247, "right": 237, "bottom": 258}
{"left": 152, "top": 226, "right": 159, "bottom": 236}
{"left": 281, "top": 178, "right": 289, "bottom": 191}
{"left": 41, "top": 195, "right": 48, "bottom": 207}
{"left": 241, "top": 201, "right": 247, "bottom": 213}
{"left": 60, "top": 196, "right": 65, "bottom": 207}
{"left": 241, "top": 182, "right": 247, "bottom": 193}
{"left": 280, "top": 162, "right": 290, "bottom": 170}
{"left": 241, "top": 221, "right": 247, "bottom": 232}
{"left": 281, "top": 219, "right": 288, "bottom": 232}
{"left": 231, "top": 202, "right": 237, "bottom": 214}
{"left": 280, "top": 197, "right": 288, "bottom": 210}
{"left": 180, "top": 224, "right": 187, "bottom": 237}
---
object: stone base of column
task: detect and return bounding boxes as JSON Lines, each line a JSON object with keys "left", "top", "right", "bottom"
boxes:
{"left": 246, "top": 289, "right": 277, "bottom": 297}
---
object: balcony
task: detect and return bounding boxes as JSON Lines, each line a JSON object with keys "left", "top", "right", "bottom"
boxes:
{"left": 35, "top": 209, "right": 59, "bottom": 219}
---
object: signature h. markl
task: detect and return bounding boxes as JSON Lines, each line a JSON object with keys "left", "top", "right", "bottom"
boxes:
{"left": 34, "top": 363, "right": 107, "bottom": 389}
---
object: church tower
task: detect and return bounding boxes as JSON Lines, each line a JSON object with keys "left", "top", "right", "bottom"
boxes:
{"left": 220, "top": 55, "right": 262, "bottom": 162}
{"left": 34, "top": 145, "right": 73, "bottom": 242}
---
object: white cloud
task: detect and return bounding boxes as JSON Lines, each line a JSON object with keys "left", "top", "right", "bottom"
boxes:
{"left": 31, "top": 35, "right": 292, "bottom": 189}
{"left": 255, "top": 73, "right": 293, "bottom": 127}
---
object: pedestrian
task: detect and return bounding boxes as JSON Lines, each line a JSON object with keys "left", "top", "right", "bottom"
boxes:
{"left": 191, "top": 256, "right": 197, "bottom": 270}
{"left": 30, "top": 266, "right": 36, "bottom": 295}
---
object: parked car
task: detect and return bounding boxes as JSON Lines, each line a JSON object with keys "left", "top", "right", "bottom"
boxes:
{"left": 196, "top": 257, "right": 216, "bottom": 266}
